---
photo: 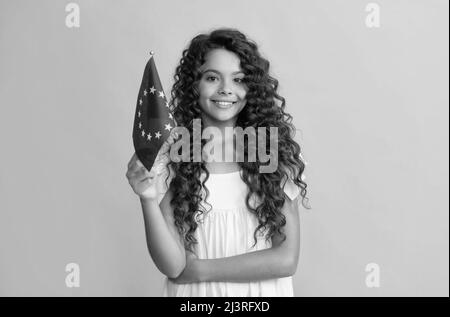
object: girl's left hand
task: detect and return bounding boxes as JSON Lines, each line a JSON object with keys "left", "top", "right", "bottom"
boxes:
{"left": 169, "top": 251, "right": 201, "bottom": 284}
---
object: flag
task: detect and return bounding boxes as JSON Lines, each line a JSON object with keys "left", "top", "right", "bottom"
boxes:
{"left": 132, "top": 52, "right": 176, "bottom": 172}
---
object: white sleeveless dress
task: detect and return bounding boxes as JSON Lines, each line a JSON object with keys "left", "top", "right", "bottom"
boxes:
{"left": 149, "top": 129, "right": 300, "bottom": 296}
{"left": 154, "top": 165, "right": 300, "bottom": 297}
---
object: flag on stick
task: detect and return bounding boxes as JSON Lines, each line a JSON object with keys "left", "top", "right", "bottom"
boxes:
{"left": 132, "top": 51, "right": 176, "bottom": 172}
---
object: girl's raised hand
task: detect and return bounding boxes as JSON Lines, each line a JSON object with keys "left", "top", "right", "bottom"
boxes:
{"left": 126, "top": 153, "right": 158, "bottom": 200}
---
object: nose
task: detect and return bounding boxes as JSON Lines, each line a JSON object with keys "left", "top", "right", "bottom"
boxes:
{"left": 219, "top": 89, "right": 232, "bottom": 95}
{"left": 218, "top": 80, "right": 233, "bottom": 95}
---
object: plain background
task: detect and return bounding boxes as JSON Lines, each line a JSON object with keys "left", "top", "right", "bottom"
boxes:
{"left": 0, "top": 0, "right": 448, "bottom": 296}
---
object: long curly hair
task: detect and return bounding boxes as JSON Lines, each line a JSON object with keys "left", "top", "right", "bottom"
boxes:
{"left": 167, "top": 28, "right": 310, "bottom": 252}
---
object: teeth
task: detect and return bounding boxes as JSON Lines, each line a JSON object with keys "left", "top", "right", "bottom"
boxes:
{"left": 213, "top": 101, "right": 234, "bottom": 106}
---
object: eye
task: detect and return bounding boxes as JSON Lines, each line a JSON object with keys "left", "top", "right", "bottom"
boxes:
{"left": 206, "top": 75, "right": 218, "bottom": 82}
{"left": 234, "top": 78, "right": 245, "bottom": 83}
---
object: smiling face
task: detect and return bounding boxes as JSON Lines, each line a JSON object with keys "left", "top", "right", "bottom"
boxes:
{"left": 197, "top": 48, "right": 248, "bottom": 127}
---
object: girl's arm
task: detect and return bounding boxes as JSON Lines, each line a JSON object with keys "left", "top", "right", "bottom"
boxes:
{"left": 171, "top": 195, "right": 300, "bottom": 284}
{"left": 141, "top": 188, "right": 186, "bottom": 278}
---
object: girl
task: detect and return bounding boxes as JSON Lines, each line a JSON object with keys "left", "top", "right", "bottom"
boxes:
{"left": 126, "top": 28, "right": 309, "bottom": 297}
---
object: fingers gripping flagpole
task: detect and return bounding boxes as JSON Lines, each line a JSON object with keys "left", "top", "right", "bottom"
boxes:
{"left": 132, "top": 50, "right": 176, "bottom": 172}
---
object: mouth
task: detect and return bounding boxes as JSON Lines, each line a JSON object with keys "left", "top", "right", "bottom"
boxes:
{"left": 211, "top": 100, "right": 237, "bottom": 108}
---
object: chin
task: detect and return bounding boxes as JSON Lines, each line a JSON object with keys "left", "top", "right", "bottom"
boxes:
{"left": 213, "top": 114, "right": 237, "bottom": 122}
{"left": 207, "top": 111, "right": 239, "bottom": 123}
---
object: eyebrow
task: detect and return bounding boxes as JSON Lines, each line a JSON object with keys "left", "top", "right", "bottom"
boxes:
{"left": 202, "top": 69, "right": 244, "bottom": 75}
